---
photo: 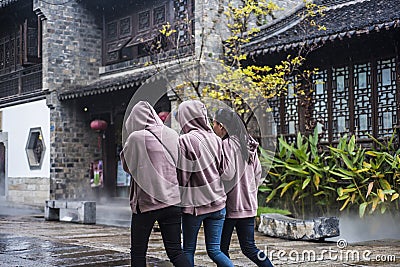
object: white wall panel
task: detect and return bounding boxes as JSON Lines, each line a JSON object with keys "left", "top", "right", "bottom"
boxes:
{"left": 2, "top": 100, "right": 50, "bottom": 177}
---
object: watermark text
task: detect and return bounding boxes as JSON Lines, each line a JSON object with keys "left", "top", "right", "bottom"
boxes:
{"left": 257, "top": 239, "right": 397, "bottom": 263}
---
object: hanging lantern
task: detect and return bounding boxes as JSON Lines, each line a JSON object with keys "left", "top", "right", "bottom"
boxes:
{"left": 90, "top": 120, "right": 108, "bottom": 149}
{"left": 90, "top": 120, "right": 108, "bottom": 132}
{"left": 158, "top": 111, "right": 170, "bottom": 122}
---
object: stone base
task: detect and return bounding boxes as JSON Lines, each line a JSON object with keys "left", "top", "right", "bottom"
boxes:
{"left": 45, "top": 200, "right": 96, "bottom": 224}
{"left": 258, "top": 213, "right": 339, "bottom": 241}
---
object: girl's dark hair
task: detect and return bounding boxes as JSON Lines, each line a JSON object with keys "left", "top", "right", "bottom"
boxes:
{"left": 214, "top": 108, "right": 250, "bottom": 162}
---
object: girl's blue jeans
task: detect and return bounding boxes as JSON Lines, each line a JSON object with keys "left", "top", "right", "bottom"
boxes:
{"left": 182, "top": 208, "right": 234, "bottom": 267}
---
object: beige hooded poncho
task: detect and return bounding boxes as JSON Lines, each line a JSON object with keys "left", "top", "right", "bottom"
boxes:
{"left": 121, "top": 101, "right": 181, "bottom": 213}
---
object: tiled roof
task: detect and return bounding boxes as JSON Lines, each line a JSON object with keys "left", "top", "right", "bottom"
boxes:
{"left": 59, "top": 54, "right": 196, "bottom": 101}
{"left": 0, "top": 0, "right": 18, "bottom": 8}
{"left": 58, "top": 71, "right": 153, "bottom": 100}
{"left": 246, "top": 0, "right": 400, "bottom": 55}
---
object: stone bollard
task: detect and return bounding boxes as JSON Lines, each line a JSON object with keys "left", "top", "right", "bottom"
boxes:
{"left": 258, "top": 213, "right": 339, "bottom": 241}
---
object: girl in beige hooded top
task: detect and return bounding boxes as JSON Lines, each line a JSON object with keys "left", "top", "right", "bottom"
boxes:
{"left": 213, "top": 108, "right": 273, "bottom": 267}
{"left": 177, "top": 100, "right": 234, "bottom": 267}
{"left": 121, "top": 101, "right": 190, "bottom": 267}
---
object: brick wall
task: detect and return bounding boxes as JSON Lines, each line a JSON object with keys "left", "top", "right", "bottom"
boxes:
{"left": 33, "top": 0, "right": 102, "bottom": 200}
{"left": 49, "top": 102, "right": 100, "bottom": 200}
{"left": 34, "top": 0, "right": 102, "bottom": 91}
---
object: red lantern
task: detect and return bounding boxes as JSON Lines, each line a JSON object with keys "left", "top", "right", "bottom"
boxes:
{"left": 90, "top": 120, "right": 108, "bottom": 132}
{"left": 158, "top": 111, "right": 170, "bottom": 122}
{"left": 90, "top": 120, "right": 108, "bottom": 149}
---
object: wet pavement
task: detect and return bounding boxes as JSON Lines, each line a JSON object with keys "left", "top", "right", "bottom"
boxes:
{"left": 1, "top": 204, "right": 400, "bottom": 266}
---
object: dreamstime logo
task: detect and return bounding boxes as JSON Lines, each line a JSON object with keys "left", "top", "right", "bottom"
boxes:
{"left": 257, "top": 238, "right": 396, "bottom": 263}
{"left": 336, "top": 238, "right": 348, "bottom": 249}
{"left": 122, "top": 60, "right": 277, "bottom": 207}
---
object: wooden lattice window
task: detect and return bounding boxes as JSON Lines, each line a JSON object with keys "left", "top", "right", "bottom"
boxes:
{"left": 106, "top": 21, "right": 118, "bottom": 40}
{"left": 0, "top": 18, "right": 40, "bottom": 71}
{"left": 271, "top": 53, "right": 399, "bottom": 145}
{"left": 20, "top": 17, "right": 41, "bottom": 66}
{"left": 268, "top": 97, "right": 281, "bottom": 135}
{"left": 4, "top": 41, "right": 11, "bottom": 69}
{"left": 153, "top": 5, "right": 166, "bottom": 25}
{"left": 332, "top": 66, "right": 350, "bottom": 140}
{"left": 105, "top": 17, "right": 132, "bottom": 64}
{"left": 353, "top": 63, "right": 372, "bottom": 139}
{"left": 312, "top": 70, "right": 329, "bottom": 141}
{"left": 284, "top": 78, "right": 299, "bottom": 136}
{"left": 138, "top": 10, "right": 151, "bottom": 31}
{"left": 119, "top": 17, "right": 131, "bottom": 37}
{"left": 103, "top": 0, "right": 192, "bottom": 65}
{"left": 377, "top": 58, "right": 397, "bottom": 138}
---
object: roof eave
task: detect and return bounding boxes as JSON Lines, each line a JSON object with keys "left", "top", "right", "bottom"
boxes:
{"left": 247, "top": 19, "right": 400, "bottom": 56}
{"left": 58, "top": 74, "right": 150, "bottom": 101}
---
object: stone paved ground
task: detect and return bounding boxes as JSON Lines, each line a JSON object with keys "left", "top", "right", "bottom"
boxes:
{"left": 1, "top": 213, "right": 399, "bottom": 266}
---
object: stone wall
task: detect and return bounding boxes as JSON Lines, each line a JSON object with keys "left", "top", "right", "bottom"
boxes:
{"left": 33, "top": 0, "right": 102, "bottom": 200}
{"left": 49, "top": 101, "right": 100, "bottom": 200}
{"left": 8, "top": 177, "right": 50, "bottom": 206}
{"left": 33, "top": 0, "right": 102, "bottom": 91}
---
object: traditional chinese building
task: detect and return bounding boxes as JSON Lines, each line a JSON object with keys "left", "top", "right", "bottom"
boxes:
{"left": 0, "top": 0, "right": 47, "bottom": 205}
{"left": 246, "top": 0, "right": 400, "bottom": 145}
{"left": 2, "top": 0, "right": 358, "bottom": 207}
{"left": 0, "top": 0, "right": 200, "bottom": 206}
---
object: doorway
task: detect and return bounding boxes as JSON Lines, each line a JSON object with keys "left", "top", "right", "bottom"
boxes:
{"left": 0, "top": 132, "right": 8, "bottom": 199}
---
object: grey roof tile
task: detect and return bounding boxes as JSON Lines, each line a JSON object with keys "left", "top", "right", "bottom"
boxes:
{"left": 58, "top": 71, "right": 153, "bottom": 100}
{"left": 246, "top": 0, "right": 400, "bottom": 55}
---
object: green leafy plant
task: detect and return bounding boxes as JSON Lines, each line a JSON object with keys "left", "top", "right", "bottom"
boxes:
{"left": 358, "top": 134, "right": 400, "bottom": 217}
{"left": 259, "top": 128, "right": 337, "bottom": 217}
{"left": 327, "top": 133, "right": 400, "bottom": 217}
{"left": 259, "top": 131, "right": 400, "bottom": 218}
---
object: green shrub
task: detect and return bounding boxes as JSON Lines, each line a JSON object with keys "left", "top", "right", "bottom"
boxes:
{"left": 259, "top": 129, "right": 400, "bottom": 218}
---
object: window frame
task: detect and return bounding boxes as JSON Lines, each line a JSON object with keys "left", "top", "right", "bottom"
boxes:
{"left": 271, "top": 55, "right": 399, "bottom": 145}
{"left": 25, "top": 127, "right": 46, "bottom": 170}
{"left": 103, "top": 1, "right": 179, "bottom": 66}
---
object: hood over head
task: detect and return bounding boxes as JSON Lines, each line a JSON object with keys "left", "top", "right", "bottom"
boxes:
{"left": 125, "top": 101, "right": 163, "bottom": 134}
{"left": 177, "top": 100, "right": 212, "bottom": 133}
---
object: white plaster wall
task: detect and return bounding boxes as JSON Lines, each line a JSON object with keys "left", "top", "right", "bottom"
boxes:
{"left": 1, "top": 99, "right": 50, "bottom": 178}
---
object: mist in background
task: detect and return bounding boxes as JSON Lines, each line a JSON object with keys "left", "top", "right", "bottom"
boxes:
{"left": 327, "top": 212, "right": 400, "bottom": 243}
{"left": 96, "top": 196, "right": 131, "bottom": 227}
